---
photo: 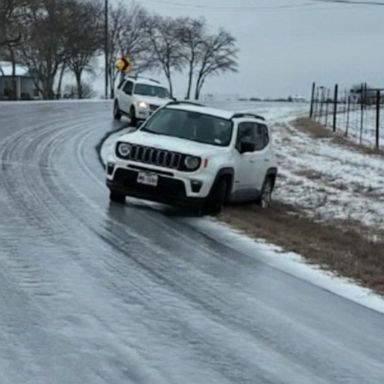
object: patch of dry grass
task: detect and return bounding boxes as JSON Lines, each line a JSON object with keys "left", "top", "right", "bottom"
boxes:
{"left": 220, "top": 202, "right": 384, "bottom": 293}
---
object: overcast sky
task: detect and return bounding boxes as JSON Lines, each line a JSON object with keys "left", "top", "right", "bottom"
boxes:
{"left": 105, "top": 0, "right": 384, "bottom": 99}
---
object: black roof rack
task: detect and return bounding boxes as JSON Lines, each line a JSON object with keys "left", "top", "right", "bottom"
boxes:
{"left": 166, "top": 100, "right": 205, "bottom": 107}
{"left": 231, "top": 112, "right": 266, "bottom": 121}
{"left": 124, "top": 74, "right": 161, "bottom": 84}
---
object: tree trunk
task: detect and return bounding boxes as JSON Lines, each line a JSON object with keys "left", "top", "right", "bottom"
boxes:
{"left": 9, "top": 46, "right": 17, "bottom": 100}
{"left": 196, "top": 76, "right": 206, "bottom": 100}
{"left": 185, "top": 58, "right": 194, "bottom": 100}
{"left": 56, "top": 64, "right": 66, "bottom": 99}
{"left": 194, "top": 74, "right": 202, "bottom": 100}
{"left": 166, "top": 74, "right": 173, "bottom": 99}
{"left": 75, "top": 71, "right": 83, "bottom": 99}
{"left": 44, "top": 76, "right": 55, "bottom": 100}
{"left": 110, "top": 68, "right": 116, "bottom": 99}
{"left": 194, "top": 72, "right": 207, "bottom": 101}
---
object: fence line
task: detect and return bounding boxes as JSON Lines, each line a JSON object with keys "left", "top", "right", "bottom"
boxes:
{"left": 309, "top": 82, "right": 383, "bottom": 150}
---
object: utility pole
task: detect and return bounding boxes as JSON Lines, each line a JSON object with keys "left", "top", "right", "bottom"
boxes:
{"left": 104, "top": 0, "right": 109, "bottom": 99}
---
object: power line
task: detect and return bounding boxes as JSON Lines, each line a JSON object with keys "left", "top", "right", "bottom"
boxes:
{"left": 140, "top": 0, "right": 316, "bottom": 11}
{"left": 312, "top": 0, "right": 384, "bottom": 5}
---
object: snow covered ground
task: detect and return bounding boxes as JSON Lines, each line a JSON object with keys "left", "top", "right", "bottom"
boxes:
{"left": 101, "top": 101, "right": 384, "bottom": 234}
{"left": 273, "top": 121, "right": 384, "bottom": 232}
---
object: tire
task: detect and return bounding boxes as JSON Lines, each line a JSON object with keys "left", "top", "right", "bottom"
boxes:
{"left": 109, "top": 189, "right": 125, "bottom": 204}
{"left": 257, "top": 177, "right": 274, "bottom": 208}
{"left": 130, "top": 106, "right": 137, "bottom": 127}
{"left": 113, "top": 101, "right": 122, "bottom": 120}
{"left": 204, "top": 178, "right": 228, "bottom": 215}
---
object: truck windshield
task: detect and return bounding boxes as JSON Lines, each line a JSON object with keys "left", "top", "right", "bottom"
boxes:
{"left": 134, "top": 84, "right": 170, "bottom": 98}
{"left": 141, "top": 108, "right": 233, "bottom": 147}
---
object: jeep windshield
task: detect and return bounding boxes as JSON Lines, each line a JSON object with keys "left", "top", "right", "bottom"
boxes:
{"left": 141, "top": 108, "right": 233, "bottom": 147}
{"left": 134, "top": 84, "right": 170, "bottom": 98}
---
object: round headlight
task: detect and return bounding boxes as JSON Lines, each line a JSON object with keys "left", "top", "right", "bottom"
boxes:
{"left": 138, "top": 101, "right": 148, "bottom": 109}
{"left": 184, "top": 156, "right": 200, "bottom": 170}
{"left": 117, "top": 142, "right": 132, "bottom": 157}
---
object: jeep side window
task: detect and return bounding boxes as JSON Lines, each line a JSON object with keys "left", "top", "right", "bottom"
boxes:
{"left": 237, "top": 122, "right": 269, "bottom": 151}
{"left": 123, "top": 81, "right": 133, "bottom": 95}
{"left": 261, "top": 125, "right": 269, "bottom": 148}
{"left": 254, "top": 124, "right": 269, "bottom": 150}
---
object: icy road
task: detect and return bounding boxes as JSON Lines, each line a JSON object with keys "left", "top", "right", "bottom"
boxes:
{"left": 0, "top": 101, "right": 383, "bottom": 384}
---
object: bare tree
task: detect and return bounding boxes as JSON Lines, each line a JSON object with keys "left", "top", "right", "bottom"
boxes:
{"left": 145, "top": 15, "right": 185, "bottom": 98}
{"left": 64, "top": 0, "right": 103, "bottom": 98}
{"left": 177, "top": 17, "right": 205, "bottom": 100}
{"left": 0, "top": 0, "right": 29, "bottom": 99}
{"left": 17, "top": 0, "right": 72, "bottom": 99}
{"left": 194, "top": 29, "right": 238, "bottom": 100}
{"left": 108, "top": 1, "right": 153, "bottom": 98}
{"left": 0, "top": 0, "right": 22, "bottom": 47}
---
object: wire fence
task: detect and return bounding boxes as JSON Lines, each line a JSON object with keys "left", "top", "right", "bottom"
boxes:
{"left": 309, "top": 82, "right": 383, "bottom": 150}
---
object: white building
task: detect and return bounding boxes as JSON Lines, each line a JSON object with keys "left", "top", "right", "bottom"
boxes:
{"left": 0, "top": 61, "right": 41, "bottom": 100}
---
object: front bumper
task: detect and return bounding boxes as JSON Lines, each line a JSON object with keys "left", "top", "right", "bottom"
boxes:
{"left": 107, "top": 168, "right": 205, "bottom": 208}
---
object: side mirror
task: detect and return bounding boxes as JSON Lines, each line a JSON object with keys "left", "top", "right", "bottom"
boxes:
{"left": 239, "top": 141, "right": 255, "bottom": 154}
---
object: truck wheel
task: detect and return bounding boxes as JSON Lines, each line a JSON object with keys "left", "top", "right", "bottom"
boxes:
{"left": 257, "top": 177, "right": 273, "bottom": 208}
{"left": 204, "top": 178, "right": 227, "bottom": 215}
{"left": 130, "top": 106, "right": 137, "bottom": 127}
{"left": 113, "top": 101, "right": 122, "bottom": 120}
{"left": 109, "top": 189, "right": 125, "bottom": 204}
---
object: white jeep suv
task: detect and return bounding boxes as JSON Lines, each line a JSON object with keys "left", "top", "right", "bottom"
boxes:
{"left": 113, "top": 75, "right": 172, "bottom": 126}
{"left": 106, "top": 101, "right": 278, "bottom": 214}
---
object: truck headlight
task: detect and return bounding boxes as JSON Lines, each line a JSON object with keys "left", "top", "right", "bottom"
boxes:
{"left": 184, "top": 156, "right": 200, "bottom": 171}
{"left": 116, "top": 142, "right": 132, "bottom": 157}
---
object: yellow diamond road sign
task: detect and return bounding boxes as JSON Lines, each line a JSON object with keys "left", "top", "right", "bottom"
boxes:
{"left": 115, "top": 57, "right": 132, "bottom": 73}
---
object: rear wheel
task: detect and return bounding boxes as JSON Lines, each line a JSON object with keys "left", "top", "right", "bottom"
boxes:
{"left": 113, "top": 101, "right": 122, "bottom": 120}
{"left": 257, "top": 177, "right": 274, "bottom": 208}
{"left": 130, "top": 106, "right": 137, "bottom": 127}
{"left": 204, "top": 178, "right": 228, "bottom": 215}
{"left": 109, "top": 189, "right": 125, "bottom": 204}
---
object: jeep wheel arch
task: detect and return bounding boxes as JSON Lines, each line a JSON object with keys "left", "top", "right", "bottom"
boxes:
{"left": 266, "top": 167, "right": 277, "bottom": 188}
{"left": 213, "top": 168, "right": 235, "bottom": 201}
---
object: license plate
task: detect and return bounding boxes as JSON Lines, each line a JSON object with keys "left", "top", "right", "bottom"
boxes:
{"left": 137, "top": 172, "right": 158, "bottom": 186}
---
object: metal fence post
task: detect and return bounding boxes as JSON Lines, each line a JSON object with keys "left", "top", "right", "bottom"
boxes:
{"left": 333, "top": 84, "right": 338, "bottom": 132}
{"left": 319, "top": 87, "right": 325, "bottom": 124}
{"left": 346, "top": 95, "right": 351, "bottom": 137}
{"left": 376, "top": 90, "right": 380, "bottom": 150}
{"left": 325, "top": 89, "right": 330, "bottom": 128}
{"left": 309, "top": 82, "right": 316, "bottom": 118}
{"left": 360, "top": 83, "right": 365, "bottom": 144}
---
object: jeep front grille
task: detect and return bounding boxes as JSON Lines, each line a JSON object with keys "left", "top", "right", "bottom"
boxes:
{"left": 119, "top": 144, "right": 183, "bottom": 170}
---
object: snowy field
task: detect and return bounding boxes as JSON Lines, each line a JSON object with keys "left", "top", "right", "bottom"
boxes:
{"left": 102, "top": 101, "right": 384, "bottom": 234}
{"left": 273, "top": 121, "right": 384, "bottom": 232}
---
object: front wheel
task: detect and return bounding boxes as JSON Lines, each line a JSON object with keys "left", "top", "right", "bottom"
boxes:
{"left": 130, "top": 106, "right": 137, "bottom": 127}
{"left": 109, "top": 189, "right": 125, "bottom": 204}
{"left": 257, "top": 177, "right": 274, "bottom": 208}
{"left": 204, "top": 179, "right": 228, "bottom": 215}
{"left": 113, "top": 101, "right": 122, "bottom": 120}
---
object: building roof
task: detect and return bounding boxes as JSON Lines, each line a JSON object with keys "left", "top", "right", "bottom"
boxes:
{"left": 0, "top": 61, "right": 29, "bottom": 77}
